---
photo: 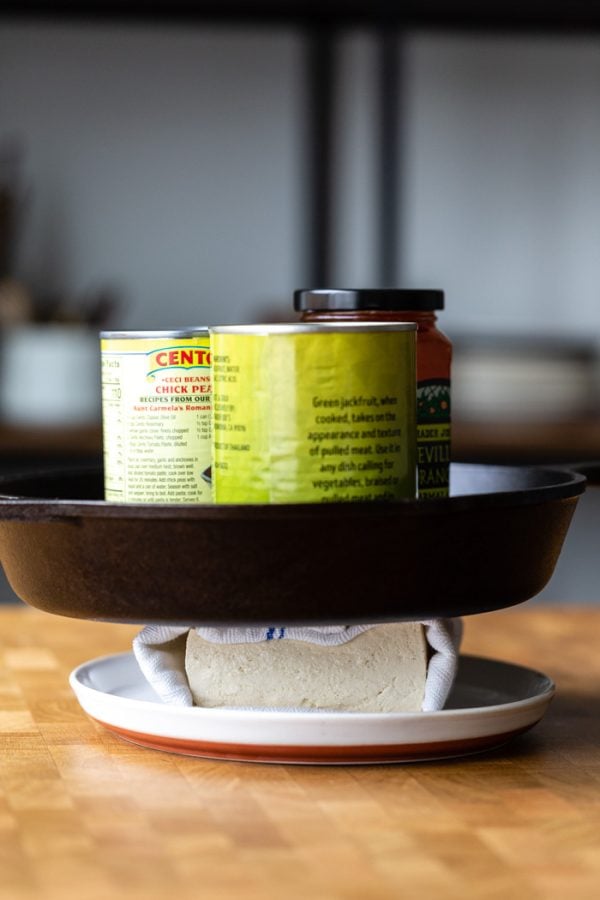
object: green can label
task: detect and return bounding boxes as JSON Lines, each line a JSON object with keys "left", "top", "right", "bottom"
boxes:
{"left": 211, "top": 325, "right": 416, "bottom": 503}
{"left": 101, "top": 332, "right": 212, "bottom": 503}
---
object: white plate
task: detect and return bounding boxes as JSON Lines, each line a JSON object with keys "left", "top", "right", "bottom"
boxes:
{"left": 69, "top": 653, "right": 554, "bottom": 764}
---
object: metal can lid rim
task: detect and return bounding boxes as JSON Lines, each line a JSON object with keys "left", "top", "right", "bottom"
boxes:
{"left": 210, "top": 322, "right": 417, "bottom": 334}
{"left": 100, "top": 328, "right": 209, "bottom": 339}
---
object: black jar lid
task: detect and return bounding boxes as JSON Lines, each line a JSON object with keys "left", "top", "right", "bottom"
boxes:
{"left": 294, "top": 288, "right": 444, "bottom": 312}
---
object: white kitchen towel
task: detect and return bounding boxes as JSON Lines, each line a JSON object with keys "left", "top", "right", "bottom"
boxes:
{"left": 132, "top": 620, "right": 462, "bottom": 712}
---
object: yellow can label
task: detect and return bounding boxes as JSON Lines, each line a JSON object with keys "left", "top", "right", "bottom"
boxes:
{"left": 101, "top": 334, "right": 212, "bottom": 503}
{"left": 211, "top": 327, "right": 416, "bottom": 503}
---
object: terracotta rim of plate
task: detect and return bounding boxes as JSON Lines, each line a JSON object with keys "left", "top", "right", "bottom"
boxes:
{"left": 95, "top": 717, "right": 539, "bottom": 765}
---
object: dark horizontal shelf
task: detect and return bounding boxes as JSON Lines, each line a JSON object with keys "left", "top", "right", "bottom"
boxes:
{"left": 4, "top": 1, "right": 600, "bottom": 32}
{"left": 453, "top": 418, "right": 600, "bottom": 466}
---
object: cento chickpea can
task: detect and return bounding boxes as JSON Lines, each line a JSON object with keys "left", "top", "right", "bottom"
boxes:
{"left": 100, "top": 329, "right": 212, "bottom": 503}
{"left": 210, "top": 322, "right": 417, "bottom": 503}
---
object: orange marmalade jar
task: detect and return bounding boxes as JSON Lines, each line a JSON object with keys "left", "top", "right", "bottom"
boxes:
{"left": 294, "top": 289, "right": 451, "bottom": 498}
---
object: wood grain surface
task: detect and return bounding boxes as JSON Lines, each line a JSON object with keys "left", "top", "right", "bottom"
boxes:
{"left": 0, "top": 605, "right": 598, "bottom": 900}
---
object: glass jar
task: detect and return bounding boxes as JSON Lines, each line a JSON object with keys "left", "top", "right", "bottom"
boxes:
{"left": 294, "top": 289, "right": 451, "bottom": 498}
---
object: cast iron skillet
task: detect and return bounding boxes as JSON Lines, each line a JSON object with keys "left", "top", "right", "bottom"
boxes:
{"left": 0, "top": 463, "right": 587, "bottom": 626}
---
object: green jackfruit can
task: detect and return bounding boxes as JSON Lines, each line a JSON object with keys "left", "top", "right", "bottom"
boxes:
{"left": 210, "top": 322, "right": 417, "bottom": 504}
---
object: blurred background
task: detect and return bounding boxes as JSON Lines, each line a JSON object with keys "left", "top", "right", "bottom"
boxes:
{"left": 0, "top": 4, "right": 599, "bottom": 602}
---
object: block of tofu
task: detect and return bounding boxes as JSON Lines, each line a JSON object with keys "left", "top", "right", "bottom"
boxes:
{"left": 185, "top": 623, "right": 427, "bottom": 712}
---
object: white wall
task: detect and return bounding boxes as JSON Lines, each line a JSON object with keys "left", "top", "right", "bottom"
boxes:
{"left": 1, "top": 24, "right": 600, "bottom": 337}
{"left": 0, "top": 22, "right": 304, "bottom": 329}
{"left": 404, "top": 32, "right": 600, "bottom": 339}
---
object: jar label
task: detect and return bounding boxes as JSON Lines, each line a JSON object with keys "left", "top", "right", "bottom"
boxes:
{"left": 416, "top": 379, "right": 451, "bottom": 498}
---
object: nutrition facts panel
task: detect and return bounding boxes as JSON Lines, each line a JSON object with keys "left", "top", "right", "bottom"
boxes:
{"left": 101, "top": 357, "right": 125, "bottom": 497}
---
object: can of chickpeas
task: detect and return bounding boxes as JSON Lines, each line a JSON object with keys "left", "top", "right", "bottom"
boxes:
{"left": 209, "top": 322, "right": 417, "bottom": 503}
{"left": 100, "top": 329, "right": 212, "bottom": 503}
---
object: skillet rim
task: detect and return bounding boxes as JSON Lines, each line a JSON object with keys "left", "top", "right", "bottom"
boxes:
{"left": 0, "top": 462, "right": 586, "bottom": 520}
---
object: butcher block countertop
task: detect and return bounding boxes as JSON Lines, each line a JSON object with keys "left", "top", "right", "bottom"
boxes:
{"left": 0, "top": 605, "right": 599, "bottom": 900}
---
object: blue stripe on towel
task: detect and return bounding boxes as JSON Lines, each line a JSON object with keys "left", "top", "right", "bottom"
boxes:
{"left": 265, "top": 627, "right": 286, "bottom": 640}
